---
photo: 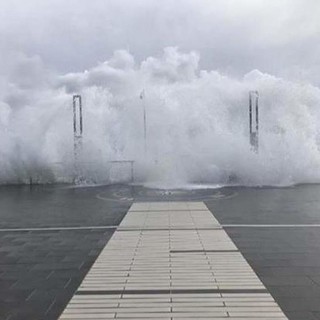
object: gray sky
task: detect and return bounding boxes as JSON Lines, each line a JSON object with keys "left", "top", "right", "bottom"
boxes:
{"left": 1, "top": 0, "right": 320, "bottom": 84}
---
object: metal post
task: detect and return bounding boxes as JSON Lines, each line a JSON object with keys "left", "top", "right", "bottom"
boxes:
{"left": 249, "top": 93, "right": 252, "bottom": 137}
{"left": 73, "top": 95, "right": 83, "bottom": 161}
{"left": 255, "top": 93, "right": 259, "bottom": 137}
{"left": 72, "top": 95, "right": 84, "bottom": 183}
{"left": 130, "top": 161, "right": 134, "bottom": 183}
{"left": 249, "top": 91, "right": 259, "bottom": 152}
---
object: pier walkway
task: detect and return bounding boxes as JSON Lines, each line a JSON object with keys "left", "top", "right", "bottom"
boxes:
{"left": 59, "top": 202, "right": 288, "bottom": 319}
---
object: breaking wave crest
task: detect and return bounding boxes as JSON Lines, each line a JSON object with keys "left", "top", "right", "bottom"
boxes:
{"left": 1, "top": 48, "right": 320, "bottom": 188}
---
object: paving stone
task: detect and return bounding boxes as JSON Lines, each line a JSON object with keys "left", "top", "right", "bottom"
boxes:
{"left": 59, "top": 201, "right": 288, "bottom": 319}
{"left": 2, "top": 184, "right": 320, "bottom": 319}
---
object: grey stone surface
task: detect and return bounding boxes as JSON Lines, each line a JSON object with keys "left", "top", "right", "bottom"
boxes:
{"left": 1, "top": 184, "right": 320, "bottom": 319}
{"left": 0, "top": 184, "right": 130, "bottom": 320}
{"left": 206, "top": 185, "right": 320, "bottom": 320}
{"left": 0, "top": 229, "right": 115, "bottom": 320}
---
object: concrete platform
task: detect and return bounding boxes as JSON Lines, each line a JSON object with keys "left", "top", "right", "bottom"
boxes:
{"left": 1, "top": 184, "right": 320, "bottom": 319}
{"left": 59, "top": 202, "right": 287, "bottom": 319}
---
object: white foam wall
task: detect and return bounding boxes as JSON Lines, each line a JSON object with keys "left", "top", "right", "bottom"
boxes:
{"left": 1, "top": 48, "right": 320, "bottom": 187}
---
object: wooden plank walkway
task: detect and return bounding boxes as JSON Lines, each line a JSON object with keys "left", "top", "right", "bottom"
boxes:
{"left": 58, "top": 202, "right": 288, "bottom": 319}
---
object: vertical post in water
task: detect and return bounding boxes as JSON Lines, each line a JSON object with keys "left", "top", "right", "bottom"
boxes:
{"left": 130, "top": 161, "right": 134, "bottom": 183}
{"left": 140, "top": 90, "right": 147, "bottom": 155}
{"left": 73, "top": 94, "right": 83, "bottom": 165}
{"left": 249, "top": 91, "right": 259, "bottom": 152}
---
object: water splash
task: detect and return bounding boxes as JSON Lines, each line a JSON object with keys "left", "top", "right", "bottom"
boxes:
{"left": 1, "top": 48, "right": 320, "bottom": 187}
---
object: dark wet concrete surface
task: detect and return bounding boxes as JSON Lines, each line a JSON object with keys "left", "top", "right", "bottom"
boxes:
{"left": 206, "top": 185, "right": 320, "bottom": 320}
{"left": 1, "top": 184, "right": 320, "bottom": 319}
{"left": 0, "top": 229, "right": 114, "bottom": 320}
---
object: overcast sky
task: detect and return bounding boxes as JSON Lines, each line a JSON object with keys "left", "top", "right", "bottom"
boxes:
{"left": 0, "top": 0, "right": 320, "bottom": 84}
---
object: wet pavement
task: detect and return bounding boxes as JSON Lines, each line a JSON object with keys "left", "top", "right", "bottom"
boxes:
{"left": 1, "top": 184, "right": 320, "bottom": 319}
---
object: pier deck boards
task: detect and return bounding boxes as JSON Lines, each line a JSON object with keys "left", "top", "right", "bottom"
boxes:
{"left": 59, "top": 202, "right": 287, "bottom": 319}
